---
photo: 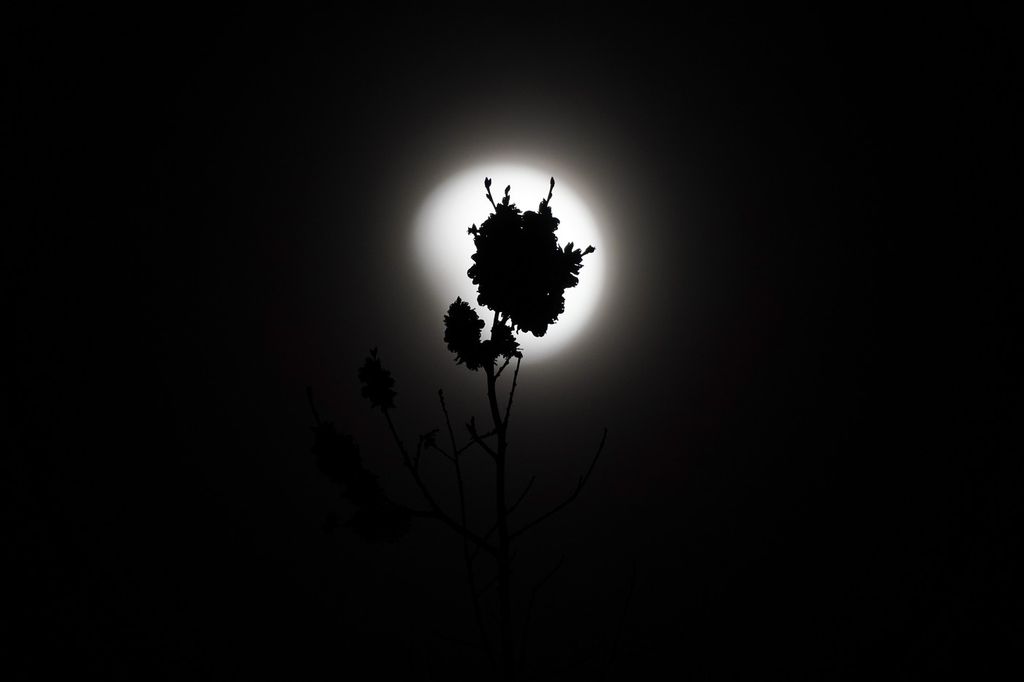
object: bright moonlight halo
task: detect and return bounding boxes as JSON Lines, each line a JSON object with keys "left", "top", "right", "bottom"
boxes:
{"left": 414, "top": 163, "right": 605, "bottom": 362}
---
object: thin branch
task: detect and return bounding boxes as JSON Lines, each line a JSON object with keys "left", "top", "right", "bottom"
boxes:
{"left": 467, "top": 477, "right": 531, "bottom": 562}
{"left": 510, "top": 428, "right": 607, "bottom": 541}
{"left": 476, "top": 550, "right": 520, "bottom": 597}
{"left": 413, "top": 435, "right": 425, "bottom": 471}
{"left": 519, "top": 554, "right": 566, "bottom": 671}
{"left": 439, "top": 389, "right": 494, "bottom": 665}
{"left": 427, "top": 443, "right": 456, "bottom": 463}
{"left": 470, "top": 522, "right": 499, "bottom": 563}
{"left": 452, "top": 426, "right": 497, "bottom": 457}
{"left": 309, "top": 389, "right": 436, "bottom": 520}
{"left": 454, "top": 440, "right": 481, "bottom": 457}
{"left": 467, "top": 417, "right": 498, "bottom": 459}
{"left": 507, "top": 476, "right": 536, "bottom": 516}
{"left": 382, "top": 409, "right": 497, "bottom": 557}
{"left": 438, "top": 390, "right": 458, "bottom": 455}
{"left": 305, "top": 386, "right": 321, "bottom": 425}
{"left": 502, "top": 357, "right": 522, "bottom": 427}
{"left": 462, "top": 423, "right": 497, "bottom": 444}
{"left": 433, "top": 392, "right": 479, "bottom": 459}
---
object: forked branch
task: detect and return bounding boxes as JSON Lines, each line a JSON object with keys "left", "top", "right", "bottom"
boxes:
{"left": 510, "top": 428, "right": 607, "bottom": 541}
{"left": 439, "top": 389, "right": 494, "bottom": 664}
{"left": 382, "top": 409, "right": 497, "bottom": 556}
{"left": 467, "top": 417, "right": 499, "bottom": 459}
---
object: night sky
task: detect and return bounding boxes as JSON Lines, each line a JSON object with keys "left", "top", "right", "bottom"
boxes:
{"left": 7, "top": 7, "right": 1021, "bottom": 680}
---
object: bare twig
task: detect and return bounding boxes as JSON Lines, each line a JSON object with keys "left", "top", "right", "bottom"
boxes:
{"left": 508, "top": 476, "right": 536, "bottom": 515}
{"left": 455, "top": 439, "right": 486, "bottom": 456}
{"left": 305, "top": 386, "right": 321, "bottom": 425}
{"left": 510, "top": 428, "right": 607, "bottom": 541}
{"left": 382, "top": 409, "right": 497, "bottom": 557}
{"left": 518, "top": 554, "right": 566, "bottom": 671}
{"left": 468, "top": 475, "right": 532, "bottom": 565}
{"left": 502, "top": 357, "right": 522, "bottom": 427}
{"left": 462, "top": 423, "right": 497, "bottom": 443}
{"left": 413, "top": 435, "right": 425, "bottom": 471}
{"left": 470, "top": 522, "right": 500, "bottom": 563}
{"left": 476, "top": 551, "right": 519, "bottom": 597}
{"left": 438, "top": 389, "right": 458, "bottom": 453}
{"left": 467, "top": 417, "right": 498, "bottom": 459}
{"left": 439, "top": 389, "right": 494, "bottom": 665}
{"left": 427, "top": 443, "right": 456, "bottom": 463}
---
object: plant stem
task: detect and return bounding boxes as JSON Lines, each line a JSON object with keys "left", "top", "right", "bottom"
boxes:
{"left": 486, "top": 314, "right": 514, "bottom": 680}
{"left": 440, "top": 390, "right": 493, "bottom": 665}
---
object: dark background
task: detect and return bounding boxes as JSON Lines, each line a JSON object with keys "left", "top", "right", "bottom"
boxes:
{"left": 6, "top": 7, "right": 1020, "bottom": 680}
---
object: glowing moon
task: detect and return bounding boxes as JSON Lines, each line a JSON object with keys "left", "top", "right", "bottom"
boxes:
{"left": 414, "top": 163, "right": 605, "bottom": 362}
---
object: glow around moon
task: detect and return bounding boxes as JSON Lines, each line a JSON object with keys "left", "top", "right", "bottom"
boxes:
{"left": 414, "top": 163, "right": 605, "bottom": 362}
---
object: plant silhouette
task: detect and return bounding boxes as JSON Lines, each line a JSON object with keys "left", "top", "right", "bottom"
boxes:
{"left": 308, "top": 178, "right": 606, "bottom": 680}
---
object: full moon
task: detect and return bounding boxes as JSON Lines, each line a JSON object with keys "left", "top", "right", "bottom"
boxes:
{"left": 413, "top": 163, "right": 606, "bottom": 362}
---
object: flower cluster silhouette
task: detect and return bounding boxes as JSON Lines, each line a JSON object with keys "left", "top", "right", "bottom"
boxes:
{"left": 444, "top": 297, "right": 520, "bottom": 371}
{"left": 462, "top": 177, "right": 595, "bottom": 339}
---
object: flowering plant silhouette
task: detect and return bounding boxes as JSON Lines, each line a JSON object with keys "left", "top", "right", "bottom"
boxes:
{"left": 468, "top": 176, "right": 595, "bottom": 337}
{"left": 308, "top": 178, "right": 606, "bottom": 681}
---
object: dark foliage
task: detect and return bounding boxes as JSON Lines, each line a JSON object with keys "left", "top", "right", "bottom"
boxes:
{"left": 467, "top": 177, "right": 595, "bottom": 337}
{"left": 310, "top": 414, "right": 410, "bottom": 542}
{"left": 444, "top": 296, "right": 520, "bottom": 370}
{"left": 443, "top": 297, "right": 488, "bottom": 369}
{"left": 486, "top": 318, "right": 520, "bottom": 362}
{"left": 358, "top": 347, "right": 396, "bottom": 411}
